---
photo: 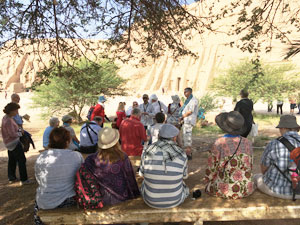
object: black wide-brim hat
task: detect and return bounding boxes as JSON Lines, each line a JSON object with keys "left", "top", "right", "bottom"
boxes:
{"left": 215, "top": 111, "right": 246, "bottom": 135}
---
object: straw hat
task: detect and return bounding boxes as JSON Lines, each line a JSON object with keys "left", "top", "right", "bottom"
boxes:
{"left": 276, "top": 115, "right": 300, "bottom": 129}
{"left": 98, "top": 127, "right": 120, "bottom": 149}
{"left": 22, "top": 114, "right": 30, "bottom": 122}
{"left": 215, "top": 111, "right": 246, "bottom": 135}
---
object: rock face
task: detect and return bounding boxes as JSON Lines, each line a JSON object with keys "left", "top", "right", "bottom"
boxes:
{"left": 0, "top": 2, "right": 299, "bottom": 94}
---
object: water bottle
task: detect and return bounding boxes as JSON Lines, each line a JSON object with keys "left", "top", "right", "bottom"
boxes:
{"left": 289, "top": 160, "right": 298, "bottom": 189}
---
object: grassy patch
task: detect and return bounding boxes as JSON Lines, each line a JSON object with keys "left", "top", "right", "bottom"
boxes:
{"left": 193, "top": 124, "right": 223, "bottom": 135}
{"left": 253, "top": 113, "right": 281, "bottom": 126}
{"left": 252, "top": 135, "right": 272, "bottom": 148}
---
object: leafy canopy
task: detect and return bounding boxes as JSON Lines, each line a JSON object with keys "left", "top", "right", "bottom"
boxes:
{"left": 32, "top": 58, "right": 125, "bottom": 121}
{"left": 211, "top": 58, "right": 300, "bottom": 103}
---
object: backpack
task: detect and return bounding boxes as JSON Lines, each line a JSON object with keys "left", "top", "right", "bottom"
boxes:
{"left": 167, "top": 103, "right": 181, "bottom": 114}
{"left": 274, "top": 136, "right": 300, "bottom": 201}
{"left": 86, "top": 106, "right": 95, "bottom": 121}
{"left": 20, "top": 130, "right": 35, "bottom": 152}
{"left": 74, "top": 164, "right": 104, "bottom": 209}
{"left": 197, "top": 107, "right": 205, "bottom": 120}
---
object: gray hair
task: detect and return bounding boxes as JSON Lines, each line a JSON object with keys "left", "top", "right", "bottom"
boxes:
{"left": 49, "top": 117, "right": 59, "bottom": 127}
{"left": 131, "top": 107, "right": 141, "bottom": 116}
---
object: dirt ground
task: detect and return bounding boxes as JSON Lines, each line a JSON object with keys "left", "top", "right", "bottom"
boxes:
{"left": 1, "top": 124, "right": 300, "bottom": 225}
{"left": 1, "top": 92, "right": 300, "bottom": 225}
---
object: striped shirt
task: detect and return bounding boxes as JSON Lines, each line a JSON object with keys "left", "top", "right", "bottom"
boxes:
{"left": 139, "top": 140, "right": 189, "bottom": 208}
{"left": 261, "top": 131, "right": 300, "bottom": 195}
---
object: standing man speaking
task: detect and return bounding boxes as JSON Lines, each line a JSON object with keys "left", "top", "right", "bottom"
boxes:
{"left": 180, "top": 87, "right": 199, "bottom": 160}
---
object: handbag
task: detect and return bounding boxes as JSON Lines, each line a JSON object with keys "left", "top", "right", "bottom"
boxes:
{"left": 249, "top": 123, "right": 258, "bottom": 137}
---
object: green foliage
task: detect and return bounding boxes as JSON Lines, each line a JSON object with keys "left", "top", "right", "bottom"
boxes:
{"left": 32, "top": 59, "right": 126, "bottom": 121}
{"left": 198, "top": 93, "right": 219, "bottom": 113}
{"left": 211, "top": 58, "right": 300, "bottom": 103}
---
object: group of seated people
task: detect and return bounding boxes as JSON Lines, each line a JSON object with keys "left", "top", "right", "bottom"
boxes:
{"left": 36, "top": 104, "right": 300, "bottom": 224}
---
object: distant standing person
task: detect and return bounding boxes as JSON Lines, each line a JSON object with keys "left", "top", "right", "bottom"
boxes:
{"left": 11, "top": 93, "right": 23, "bottom": 128}
{"left": 297, "top": 93, "right": 300, "bottom": 114}
{"left": 234, "top": 89, "right": 253, "bottom": 138}
{"left": 1, "top": 103, "right": 31, "bottom": 185}
{"left": 139, "top": 94, "right": 155, "bottom": 130}
{"left": 91, "top": 96, "right": 110, "bottom": 126}
{"left": 276, "top": 99, "right": 284, "bottom": 115}
{"left": 119, "top": 108, "right": 147, "bottom": 156}
{"left": 150, "top": 94, "right": 168, "bottom": 115}
{"left": 179, "top": 87, "right": 199, "bottom": 159}
{"left": 116, "top": 102, "right": 126, "bottom": 129}
{"left": 126, "top": 101, "right": 139, "bottom": 117}
{"left": 289, "top": 96, "right": 297, "bottom": 115}
{"left": 166, "top": 95, "right": 181, "bottom": 126}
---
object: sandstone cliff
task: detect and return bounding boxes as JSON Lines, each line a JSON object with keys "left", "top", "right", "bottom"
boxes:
{"left": 1, "top": 1, "right": 300, "bottom": 94}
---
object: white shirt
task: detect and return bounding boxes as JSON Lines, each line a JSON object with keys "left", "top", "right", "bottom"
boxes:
{"left": 151, "top": 100, "right": 168, "bottom": 115}
{"left": 80, "top": 121, "right": 102, "bottom": 147}
{"left": 126, "top": 106, "right": 133, "bottom": 117}
{"left": 139, "top": 103, "right": 155, "bottom": 127}
{"left": 150, "top": 123, "right": 164, "bottom": 143}
{"left": 182, "top": 96, "right": 199, "bottom": 126}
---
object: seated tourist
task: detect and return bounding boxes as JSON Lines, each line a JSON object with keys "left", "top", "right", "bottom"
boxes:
{"left": 42, "top": 117, "right": 59, "bottom": 149}
{"left": 119, "top": 107, "right": 147, "bottom": 156}
{"left": 62, "top": 115, "right": 80, "bottom": 150}
{"left": 75, "top": 127, "right": 140, "bottom": 209}
{"left": 254, "top": 115, "right": 300, "bottom": 199}
{"left": 150, "top": 112, "right": 165, "bottom": 143}
{"left": 140, "top": 124, "right": 189, "bottom": 208}
{"left": 204, "top": 111, "right": 254, "bottom": 199}
{"left": 79, "top": 116, "right": 102, "bottom": 153}
{"left": 34, "top": 127, "right": 84, "bottom": 224}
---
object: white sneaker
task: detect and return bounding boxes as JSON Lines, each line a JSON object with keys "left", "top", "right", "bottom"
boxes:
{"left": 20, "top": 179, "right": 33, "bottom": 186}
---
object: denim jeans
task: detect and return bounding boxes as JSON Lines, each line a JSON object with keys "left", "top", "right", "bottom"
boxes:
{"left": 8, "top": 142, "right": 28, "bottom": 182}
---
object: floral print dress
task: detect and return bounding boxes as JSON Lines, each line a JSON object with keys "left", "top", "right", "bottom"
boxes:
{"left": 204, "top": 136, "right": 255, "bottom": 199}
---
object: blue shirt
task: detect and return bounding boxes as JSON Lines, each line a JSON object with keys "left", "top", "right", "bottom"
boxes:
{"left": 13, "top": 114, "right": 23, "bottom": 125}
{"left": 261, "top": 131, "right": 300, "bottom": 195}
{"left": 43, "top": 126, "right": 54, "bottom": 148}
{"left": 80, "top": 122, "right": 101, "bottom": 147}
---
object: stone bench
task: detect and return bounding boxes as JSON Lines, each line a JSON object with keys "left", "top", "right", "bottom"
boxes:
{"left": 37, "top": 190, "right": 300, "bottom": 225}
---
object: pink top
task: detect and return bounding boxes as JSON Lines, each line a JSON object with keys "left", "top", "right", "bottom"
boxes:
{"left": 1, "top": 115, "right": 20, "bottom": 149}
